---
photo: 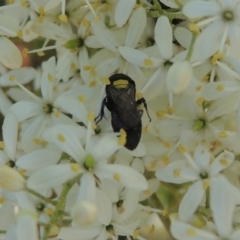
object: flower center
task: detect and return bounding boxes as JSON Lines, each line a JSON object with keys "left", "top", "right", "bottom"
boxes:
{"left": 6, "top": 160, "right": 15, "bottom": 168}
{"left": 43, "top": 103, "right": 53, "bottom": 113}
{"left": 146, "top": 37, "right": 155, "bottom": 47}
{"left": 116, "top": 199, "right": 123, "bottom": 208}
{"left": 106, "top": 224, "right": 115, "bottom": 235}
{"left": 84, "top": 154, "right": 95, "bottom": 170}
{"left": 192, "top": 119, "right": 205, "bottom": 131}
{"left": 36, "top": 203, "right": 45, "bottom": 211}
{"left": 200, "top": 171, "right": 208, "bottom": 179}
{"left": 222, "top": 10, "right": 234, "bottom": 21}
{"left": 164, "top": 60, "right": 172, "bottom": 68}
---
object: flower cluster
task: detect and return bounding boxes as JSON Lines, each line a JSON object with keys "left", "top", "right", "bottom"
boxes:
{"left": 0, "top": 0, "right": 240, "bottom": 240}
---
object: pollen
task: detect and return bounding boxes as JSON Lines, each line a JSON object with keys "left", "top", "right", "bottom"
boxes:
{"left": 142, "top": 125, "right": 148, "bottom": 133}
{"left": 17, "top": 30, "right": 22, "bottom": 39}
{"left": 54, "top": 109, "right": 60, "bottom": 118}
{"left": 133, "top": 229, "right": 140, "bottom": 239}
{"left": 89, "top": 80, "right": 97, "bottom": 87}
{"left": 178, "top": 145, "right": 188, "bottom": 153}
{"left": 156, "top": 110, "right": 166, "bottom": 117}
{"left": 47, "top": 73, "right": 55, "bottom": 82}
{"left": 202, "top": 75, "right": 209, "bottom": 82}
{"left": 167, "top": 106, "right": 175, "bottom": 114}
{"left": 173, "top": 168, "right": 181, "bottom": 177}
{"left": 148, "top": 225, "right": 155, "bottom": 234}
{"left": 136, "top": 91, "right": 143, "bottom": 100}
{"left": 196, "top": 97, "right": 205, "bottom": 106}
{"left": 82, "top": 18, "right": 90, "bottom": 27}
{"left": 0, "top": 197, "right": 5, "bottom": 204}
{"left": 57, "top": 133, "right": 66, "bottom": 142}
{"left": 70, "top": 163, "right": 80, "bottom": 173}
{"left": 87, "top": 112, "right": 95, "bottom": 121}
{"left": 144, "top": 58, "right": 154, "bottom": 66}
{"left": 118, "top": 129, "right": 127, "bottom": 146}
{"left": 37, "top": 51, "right": 45, "bottom": 56}
{"left": 44, "top": 208, "right": 54, "bottom": 215}
{"left": 21, "top": 0, "right": 28, "bottom": 6}
{"left": 219, "top": 158, "right": 229, "bottom": 166}
{"left": 143, "top": 189, "right": 151, "bottom": 195}
{"left": 186, "top": 228, "right": 197, "bottom": 236}
{"left": 162, "top": 155, "right": 169, "bottom": 165}
{"left": 59, "top": 14, "right": 68, "bottom": 23}
{"left": 203, "top": 179, "right": 210, "bottom": 190}
{"left": 0, "top": 141, "right": 5, "bottom": 149}
{"left": 211, "top": 52, "right": 224, "bottom": 65}
{"left": 32, "top": 138, "right": 41, "bottom": 145}
{"left": 38, "top": 15, "right": 44, "bottom": 23}
{"left": 113, "top": 173, "right": 121, "bottom": 182}
{"left": 78, "top": 95, "right": 86, "bottom": 102}
{"left": 22, "top": 48, "right": 28, "bottom": 58}
{"left": 101, "top": 4, "right": 109, "bottom": 12}
{"left": 195, "top": 85, "right": 202, "bottom": 91}
{"left": 188, "top": 23, "right": 200, "bottom": 35}
{"left": 216, "top": 84, "right": 225, "bottom": 91}
{"left": 9, "top": 75, "right": 16, "bottom": 81}
{"left": 163, "top": 142, "right": 170, "bottom": 148}
{"left": 39, "top": 6, "right": 45, "bottom": 15}
{"left": 219, "top": 132, "right": 228, "bottom": 138}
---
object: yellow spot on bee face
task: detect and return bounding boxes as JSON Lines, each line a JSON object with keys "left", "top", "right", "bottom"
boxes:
{"left": 144, "top": 58, "right": 153, "bottom": 66}
{"left": 178, "top": 145, "right": 188, "bottom": 153}
{"left": 57, "top": 134, "right": 66, "bottom": 142}
{"left": 216, "top": 84, "right": 224, "bottom": 91}
{"left": 203, "top": 179, "right": 210, "bottom": 190}
{"left": 59, "top": 14, "right": 68, "bottom": 23}
{"left": 219, "top": 158, "right": 228, "bottom": 166}
{"left": 186, "top": 228, "right": 196, "bottom": 236}
{"left": 173, "top": 168, "right": 181, "bottom": 177}
{"left": 70, "top": 163, "right": 80, "bottom": 173}
{"left": 9, "top": 75, "right": 16, "bottom": 81}
{"left": 78, "top": 95, "right": 86, "bottom": 102}
{"left": 219, "top": 132, "right": 228, "bottom": 138}
{"left": 113, "top": 79, "right": 129, "bottom": 89}
{"left": 136, "top": 92, "right": 143, "bottom": 100}
{"left": 48, "top": 73, "right": 54, "bottom": 82}
{"left": 113, "top": 173, "right": 121, "bottom": 182}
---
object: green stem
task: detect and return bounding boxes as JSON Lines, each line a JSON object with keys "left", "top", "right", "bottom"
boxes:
{"left": 205, "top": 187, "right": 210, "bottom": 209}
{"left": 185, "top": 32, "right": 197, "bottom": 61}
{"left": 41, "top": 174, "right": 81, "bottom": 240}
{"left": 25, "top": 187, "right": 57, "bottom": 205}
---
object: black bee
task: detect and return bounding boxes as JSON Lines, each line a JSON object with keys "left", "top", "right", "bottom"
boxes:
{"left": 95, "top": 73, "right": 151, "bottom": 150}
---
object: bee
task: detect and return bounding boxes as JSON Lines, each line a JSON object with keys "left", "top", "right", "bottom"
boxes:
{"left": 95, "top": 73, "right": 151, "bottom": 150}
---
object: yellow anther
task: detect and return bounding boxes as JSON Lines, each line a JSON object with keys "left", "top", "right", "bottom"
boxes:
{"left": 9, "top": 75, "right": 16, "bottom": 81}
{"left": 89, "top": 80, "right": 97, "bottom": 87}
{"left": 101, "top": 4, "right": 109, "bottom": 12}
{"left": 48, "top": 73, "right": 54, "bottom": 82}
{"left": 203, "top": 179, "right": 210, "bottom": 190}
{"left": 118, "top": 129, "right": 127, "bottom": 146}
{"left": 87, "top": 112, "right": 95, "bottom": 121}
{"left": 82, "top": 18, "right": 90, "bottom": 27}
{"left": 163, "top": 142, "right": 170, "bottom": 148}
{"left": 173, "top": 168, "right": 181, "bottom": 177}
{"left": 162, "top": 155, "right": 169, "bottom": 165}
{"left": 143, "top": 189, "right": 151, "bottom": 195}
{"left": 211, "top": 52, "right": 224, "bottom": 65}
{"left": 21, "top": 0, "right": 28, "bottom": 6}
{"left": 59, "top": 14, "right": 68, "bottom": 23}
{"left": 219, "top": 158, "right": 229, "bottom": 166}
{"left": 54, "top": 109, "right": 60, "bottom": 118}
{"left": 195, "top": 85, "right": 202, "bottom": 91}
{"left": 38, "top": 15, "right": 44, "bottom": 23}
{"left": 216, "top": 84, "right": 224, "bottom": 91}
{"left": 71, "top": 63, "right": 77, "bottom": 70}
{"left": 162, "top": 209, "right": 168, "bottom": 216}
{"left": 0, "top": 141, "right": 5, "bottom": 149}
{"left": 0, "top": 197, "right": 5, "bottom": 204}
{"left": 143, "top": 58, "right": 154, "bottom": 67}
{"left": 32, "top": 138, "right": 41, "bottom": 145}
{"left": 19, "top": 169, "right": 27, "bottom": 176}
{"left": 188, "top": 23, "right": 200, "bottom": 35}
{"left": 8, "top": 0, "right": 15, "bottom": 4}
{"left": 39, "top": 6, "right": 45, "bottom": 15}
{"left": 102, "top": 77, "right": 110, "bottom": 85}
{"left": 57, "top": 133, "right": 66, "bottom": 142}
{"left": 37, "top": 51, "right": 45, "bottom": 56}
{"left": 156, "top": 110, "right": 166, "bottom": 118}
{"left": 178, "top": 145, "right": 188, "bottom": 153}
{"left": 196, "top": 97, "right": 205, "bottom": 106}
{"left": 133, "top": 229, "right": 140, "bottom": 239}
{"left": 202, "top": 75, "right": 209, "bottom": 82}
{"left": 186, "top": 228, "right": 197, "bottom": 236}
{"left": 148, "top": 225, "right": 155, "bottom": 234}
{"left": 113, "top": 173, "right": 121, "bottom": 182}
{"left": 17, "top": 30, "right": 22, "bottom": 39}
{"left": 219, "top": 132, "right": 228, "bottom": 138}
{"left": 70, "top": 163, "right": 80, "bottom": 173}
{"left": 167, "top": 106, "right": 175, "bottom": 114}
{"left": 44, "top": 208, "right": 54, "bottom": 215}
{"left": 22, "top": 48, "right": 28, "bottom": 58}
{"left": 78, "top": 95, "right": 86, "bottom": 102}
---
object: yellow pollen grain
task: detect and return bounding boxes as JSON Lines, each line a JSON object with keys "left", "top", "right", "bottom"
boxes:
{"left": 57, "top": 133, "right": 66, "bottom": 142}
{"left": 71, "top": 63, "right": 77, "bottom": 70}
{"left": 203, "top": 179, "right": 210, "bottom": 190}
{"left": 142, "top": 125, "right": 148, "bottom": 133}
{"left": 162, "top": 155, "right": 169, "bottom": 165}
{"left": 188, "top": 23, "right": 200, "bottom": 35}
{"left": 48, "top": 73, "right": 54, "bottom": 82}
{"left": 156, "top": 110, "right": 166, "bottom": 118}
{"left": 32, "top": 138, "right": 41, "bottom": 145}
{"left": 44, "top": 208, "right": 54, "bottom": 215}
{"left": 219, "top": 158, "right": 229, "bottom": 166}
{"left": 219, "top": 132, "right": 228, "bottom": 138}
{"left": 143, "top": 189, "right": 151, "bottom": 195}
{"left": 22, "top": 48, "right": 28, "bottom": 58}
{"left": 9, "top": 75, "right": 16, "bottom": 81}
{"left": 196, "top": 97, "right": 205, "bottom": 106}
{"left": 17, "top": 30, "right": 22, "bottom": 39}
{"left": 149, "top": 225, "right": 155, "bottom": 234}
{"left": 136, "top": 91, "right": 143, "bottom": 99}
{"left": 216, "top": 84, "right": 224, "bottom": 91}
{"left": 37, "top": 51, "right": 45, "bottom": 56}
{"left": 101, "top": 77, "right": 110, "bottom": 85}
{"left": 59, "top": 14, "right": 68, "bottom": 23}
{"left": 89, "top": 80, "right": 97, "bottom": 87}
{"left": 178, "top": 145, "right": 188, "bottom": 153}
{"left": 163, "top": 142, "right": 170, "bottom": 148}
{"left": 162, "top": 209, "right": 168, "bottom": 216}
{"left": 0, "top": 197, "right": 5, "bottom": 204}
{"left": 38, "top": 15, "right": 44, "bottom": 23}
{"left": 70, "top": 163, "right": 80, "bottom": 173}
{"left": 167, "top": 106, "right": 175, "bottom": 114}
{"left": 143, "top": 58, "right": 153, "bottom": 66}
{"left": 186, "top": 228, "right": 197, "bottom": 236}
{"left": 54, "top": 109, "right": 60, "bottom": 118}
{"left": 82, "top": 18, "right": 90, "bottom": 27}
{"left": 133, "top": 229, "right": 140, "bottom": 239}
{"left": 195, "top": 85, "right": 202, "bottom": 91}
{"left": 88, "top": 112, "right": 95, "bottom": 121}
{"left": 113, "top": 173, "right": 121, "bottom": 182}
{"left": 173, "top": 168, "right": 181, "bottom": 178}
{"left": 0, "top": 141, "right": 4, "bottom": 149}
{"left": 39, "top": 6, "right": 45, "bottom": 15}
{"left": 202, "top": 75, "right": 209, "bottom": 82}
{"left": 211, "top": 52, "right": 224, "bottom": 65}
{"left": 78, "top": 95, "right": 86, "bottom": 102}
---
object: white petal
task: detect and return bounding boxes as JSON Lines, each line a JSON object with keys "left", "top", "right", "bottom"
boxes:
{"left": 0, "top": 37, "right": 22, "bottom": 69}
{"left": 174, "top": 27, "right": 192, "bottom": 49}
{"left": 0, "top": 88, "right": 12, "bottom": 116}
{"left": 179, "top": 180, "right": 205, "bottom": 221}
{"left": 155, "top": 16, "right": 172, "bottom": 59}
{"left": 125, "top": 7, "right": 147, "bottom": 47}
{"left": 27, "top": 164, "right": 81, "bottom": 190}
{"left": 96, "top": 164, "right": 148, "bottom": 191}
{"left": 183, "top": 1, "right": 220, "bottom": 18}
{"left": 193, "top": 144, "right": 211, "bottom": 171}
{"left": 229, "top": 25, "right": 240, "bottom": 58}
{"left": 115, "top": 0, "right": 136, "bottom": 27}
{"left": 2, "top": 112, "right": 18, "bottom": 160}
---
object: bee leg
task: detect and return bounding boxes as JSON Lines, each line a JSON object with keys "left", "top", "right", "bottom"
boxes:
{"left": 136, "top": 97, "right": 151, "bottom": 122}
{"left": 95, "top": 97, "right": 107, "bottom": 124}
